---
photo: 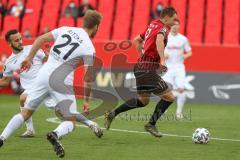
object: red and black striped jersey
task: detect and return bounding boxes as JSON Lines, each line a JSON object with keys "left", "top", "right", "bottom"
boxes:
{"left": 137, "top": 20, "right": 170, "bottom": 70}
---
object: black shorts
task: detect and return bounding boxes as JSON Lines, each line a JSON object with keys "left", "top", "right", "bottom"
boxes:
{"left": 134, "top": 64, "right": 170, "bottom": 95}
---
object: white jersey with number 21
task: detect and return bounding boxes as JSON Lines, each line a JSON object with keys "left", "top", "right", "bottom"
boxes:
{"left": 45, "top": 26, "right": 95, "bottom": 84}
{"left": 25, "top": 27, "right": 95, "bottom": 111}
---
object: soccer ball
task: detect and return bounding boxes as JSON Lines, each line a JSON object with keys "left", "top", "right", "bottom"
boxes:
{"left": 192, "top": 128, "right": 210, "bottom": 144}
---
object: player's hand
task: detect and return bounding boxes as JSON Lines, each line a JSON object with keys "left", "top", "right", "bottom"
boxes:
{"left": 20, "top": 58, "right": 32, "bottom": 72}
{"left": 160, "top": 60, "right": 167, "bottom": 71}
{"left": 83, "top": 102, "right": 90, "bottom": 115}
{"left": 181, "top": 52, "right": 188, "bottom": 59}
{"left": 159, "top": 61, "right": 168, "bottom": 75}
{"left": 160, "top": 64, "right": 168, "bottom": 73}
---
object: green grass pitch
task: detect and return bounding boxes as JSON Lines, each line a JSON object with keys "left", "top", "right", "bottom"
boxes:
{"left": 0, "top": 95, "right": 240, "bottom": 160}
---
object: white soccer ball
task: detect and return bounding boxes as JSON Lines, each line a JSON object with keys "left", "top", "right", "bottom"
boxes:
{"left": 192, "top": 128, "right": 210, "bottom": 144}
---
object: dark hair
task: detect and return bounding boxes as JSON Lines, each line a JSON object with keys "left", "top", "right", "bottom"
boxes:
{"left": 160, "top": 7, "right": 177, "bottom": 19}
{"left": 5, "top": 29, "right": 19, "bottom": 42}
{"left": 83, "top": 10, "right": 102, "bottom": 29}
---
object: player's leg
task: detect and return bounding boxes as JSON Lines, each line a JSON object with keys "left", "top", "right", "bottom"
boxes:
{"left": 175, "top": 68, "right": 186, "bottom": 119}
{"left": 104, "top": 65, "right": 152, "bottom": 129}
{"left": 175, "top": 88, "right": 185, "bottom": 118}
{"left": 46, "top": 91, "right": 100, "bottom": 157}
{"left": 145, "top": 73, "right": 175, "bottom": 138}
{"left": 104, "top": 93, "right": 150, "bottom": 130}
{"left": 19, "top": 96, "right": 56, "bottom": 138}
{"left": 49, "top": 96, "right": 76, "bottom": 140}
{"left": 25, "top": 87, "right": 65, "bottom": 157}
{"left": 41, "top": 96, "right": 66, "bottom": 158}
{"left": 46, "top": 93, "right": 76, "bottom": 143}
{"left": 145, "top": 91, "right": 175, "bottom": 138}
{"left": 19, "top": 92, "right": 35, "bottom": 137}
{"left": 46, "top": 117, "right": 75, "bottom": 158}
{"left": 0, "top": 108, "right": 35, "bottom": 147}
{"left": 162, "top": 68, "right": 175, "bottom": 113}
{"left": 71, "top": 97, "right": 103, "bottom": 138}
{"left": 51, "top": 93, "right": 103, "bottom": 138}
{"left": 46, "top": 119, "right": 70, "bottom": 158}
{"left": 0, "top": 78, "right": 49, "bottom": 147}
{"left": 113, "top": 93, "right": 150, "bottom": 117}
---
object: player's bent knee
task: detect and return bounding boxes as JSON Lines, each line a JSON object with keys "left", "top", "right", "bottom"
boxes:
{"left": 138, "top": 98, "right": 149, "bottom": 106}
{"left": 55, "top": 108, "right": 77, "bottom": 121}
{"left": 19, "top": 94, "right": 27, "bottom": 107}
{"left": 138, "top": 94, "right": 150, "bottom": 106}
{"left": 20, "top": 100, "right": 24, "bottom": 108}
{"left": 20, "top": 108, "right": 34, "bottom": 121}
{"left": 161, "top": 91, "right": 176, "bottom": 102}
{"left": 176, "top": 88, "right": 184, "bottom": 93}
{"left": 66, "top": 116, "right": 77, "bottom": 122}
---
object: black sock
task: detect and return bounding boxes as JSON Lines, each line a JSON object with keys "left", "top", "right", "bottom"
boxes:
{"left": 149, "top": 100, "right": 173, "bottom": 126}
{"left": 112, "top": 98, "right": 145, "bottom": 117}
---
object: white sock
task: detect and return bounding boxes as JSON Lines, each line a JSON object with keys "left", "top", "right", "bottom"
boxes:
{"left": 176, "top": 92, "right": 186, "bottom": 115}
{"left": 83, "top": 120, "right": 95, "bottom": 127}
{"left": 25, "top": 116, "right": 34, "bottom": 132}
{"left": 75, "top": 113, "right": 94, "bottom": 127}
{"left": 0, "top": 114, "right": 24, "bottom": 140}
{"left": 54, "top": 121, "right": 74, "bottom": 138}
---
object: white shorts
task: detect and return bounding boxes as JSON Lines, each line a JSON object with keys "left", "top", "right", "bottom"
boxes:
{"left": 23, "top": 90, "right": 56, "bottom": 109}
{"left": 162, "top": 66, "right": 186, "bottom": 89}
{"left": 24, "top": 69, "right": 78, "bottom": 114}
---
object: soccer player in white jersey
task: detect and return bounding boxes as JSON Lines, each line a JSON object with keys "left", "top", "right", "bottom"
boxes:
{"left": 163, "top": 20, "right": 192, "bottom": 119}
{"left": 0, "top": 29, "right": 56, "bottom": 137}
{"left": 0, "top": 10, "right": 102, "bottom": 158}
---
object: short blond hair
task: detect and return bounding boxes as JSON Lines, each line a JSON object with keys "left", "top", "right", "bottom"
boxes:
{"left": 83, "top": 10, "right": 102, "bottom": 29}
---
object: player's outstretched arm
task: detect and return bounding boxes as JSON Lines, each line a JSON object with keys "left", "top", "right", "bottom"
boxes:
{"left": 83, "top": 65, "right": 94, "bottom": 110}
{"left": 156, "top": 34, "right": 168, "bottom": 73}
{"left": 183, "top": 38, "right": 192, "bottom": 59}
{"left": 156, "top": 34, "right": 166, "bottom": 65}
{"left": 27, "top": 32, "right": 54, "bottom": 61}
{"left": 21, "top": 32, "right": 54, "bottom": 71}
{"left": 133, "top": 35, "right": 144, "bottom": 57}
{"left": 183, "top": 51, "right": 192, "bottom": 59}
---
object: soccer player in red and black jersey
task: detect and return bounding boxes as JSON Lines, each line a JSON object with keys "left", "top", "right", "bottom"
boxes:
{"left": 104, "top": 7, "right": 178, "bottom": 138}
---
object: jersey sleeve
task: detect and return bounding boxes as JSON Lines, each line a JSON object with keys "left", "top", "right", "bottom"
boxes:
{"left": 140, "top": 27, "right": 148, "bottom": 40}
{"left": 51, "top": 27, "right": 65, "bottom": 40}
{"left": 3, "top": 63, "right": 13, "bottom": 77}
{"left": 183, "top": 38, "right": 192, "bottom": 52}
{"left": 36, "top": 49, "right": 46, "bottom": 60}
{"left": 158, "top": 27, "right": 168, "bottom": 36}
